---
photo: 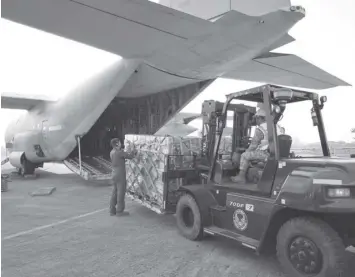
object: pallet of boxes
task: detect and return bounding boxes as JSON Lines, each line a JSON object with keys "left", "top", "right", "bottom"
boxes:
{"left": 125, "top": 134, "right": 201, "bottom": 214}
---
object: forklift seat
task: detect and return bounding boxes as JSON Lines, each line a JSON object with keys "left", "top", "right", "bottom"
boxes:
{"left": 249, "top": 134, "right": 292, "bottom": 167}
{"left": 247, "top": 134, "right": 292, "bottom": 185}
{"left": 250, "top": 161, "right": 265, "bottom": 168}
{"left": 278, "top": 134, "right": 292, "bottom": 158}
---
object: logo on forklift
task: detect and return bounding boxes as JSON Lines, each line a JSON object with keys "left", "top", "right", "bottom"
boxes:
{"left": 233, "top": 209, "right": 248, "bottom": 231}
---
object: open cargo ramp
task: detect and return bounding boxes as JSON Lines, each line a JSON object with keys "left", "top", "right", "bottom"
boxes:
{"left": 64, "top": 156, "right": 112, "bottom": 181}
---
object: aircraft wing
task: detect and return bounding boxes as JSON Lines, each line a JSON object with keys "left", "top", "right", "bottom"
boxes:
{"left": 223, "top": 53, "right": 350, "bottom": 89}
{"left": 3, "top": 0, "right": 350, "bottom": 90}
{"left": 2, "top": 0, "right": 218, "bottom": 60}
{"left": 1, "top": 93, "right": 56, "bottom": 110}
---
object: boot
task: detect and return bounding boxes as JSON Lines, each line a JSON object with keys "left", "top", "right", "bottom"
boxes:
{"left": 116, "top": 211, "right": 130, "bottom": 217}
{"left": 231, "top": 170, "right": 247, "bottom": 184}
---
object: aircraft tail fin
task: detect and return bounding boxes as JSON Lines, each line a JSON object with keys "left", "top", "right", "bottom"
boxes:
{"left": 1, "top": 92, "right": 56, "bottom": 110}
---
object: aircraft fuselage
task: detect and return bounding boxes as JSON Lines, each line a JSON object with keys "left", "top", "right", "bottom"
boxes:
{"left": 5, "top": 59, "right": 139, "bottom": 164}
{"left": 3, "top": 6, "right": 305, "bottom": 171}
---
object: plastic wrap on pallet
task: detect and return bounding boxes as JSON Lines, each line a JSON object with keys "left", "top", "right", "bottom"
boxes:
{"left": 125, "top": 134, "right": 200, "bottom": 210}
{"left": 125, "top": 135, "right": 200, "bottom": 170}
{"left": 125, "top": 135, "right": 201, "bottom": 154}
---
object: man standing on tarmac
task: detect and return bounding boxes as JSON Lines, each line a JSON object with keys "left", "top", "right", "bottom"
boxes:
{"left": 109, "top": 138, "right": 136, "bottom": 216}
{"left": 231, "top": 108, "right": 284, "bottom": 184}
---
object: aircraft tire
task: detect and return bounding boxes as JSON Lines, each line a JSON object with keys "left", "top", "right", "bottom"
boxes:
{"left": 176, "top": 194, "right": 203, "bottom": 241}
{"left": 20, "top": 159, "right": 36, "bottom": 176}
{"left": 276, "top": 216, "right": 347, "bottom": 277}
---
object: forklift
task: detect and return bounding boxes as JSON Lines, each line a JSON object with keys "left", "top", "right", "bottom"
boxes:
{"left": 175, "top": 84, "right": 355, "bottom": 277}
{"left": 196, "top": 99, "right": 256, "bottom": 170}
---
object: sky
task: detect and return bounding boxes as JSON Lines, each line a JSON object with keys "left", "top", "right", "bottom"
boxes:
{"left": 1, "top": 0, "right": 354, "bottom": 147}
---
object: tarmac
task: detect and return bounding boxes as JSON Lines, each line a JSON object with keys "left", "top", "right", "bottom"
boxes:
{"left": 1, "top": 164, "right": 355, "bottom": 277}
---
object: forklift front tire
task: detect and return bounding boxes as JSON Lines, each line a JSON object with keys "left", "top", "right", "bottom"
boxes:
{"left": 276, "top": 217, "right": 347, "bottom": 277}
{"left": 176, "top": 194, "right": 203, "bottom": 241}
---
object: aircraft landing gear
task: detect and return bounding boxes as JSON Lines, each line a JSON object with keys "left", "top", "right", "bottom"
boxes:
{"left": 18, "top": 158, "right": 36, "bottom": 176}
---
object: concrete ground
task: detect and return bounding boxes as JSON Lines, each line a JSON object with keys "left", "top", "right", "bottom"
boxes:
{"left": 1, "top": 165, "right": 355, "bottom": 277}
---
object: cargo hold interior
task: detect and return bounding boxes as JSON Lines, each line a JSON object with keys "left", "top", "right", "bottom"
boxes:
{"left": 65, "top": 81, "right": 210, "bottom": 178}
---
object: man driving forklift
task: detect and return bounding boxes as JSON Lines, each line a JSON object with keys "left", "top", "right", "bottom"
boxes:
{"left": 231, "top": 107, "right": 284, "bottom": 184}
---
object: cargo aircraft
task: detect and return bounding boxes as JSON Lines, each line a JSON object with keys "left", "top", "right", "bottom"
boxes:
{"left": 1, "top": 0, "right": 350, "bottom": 178}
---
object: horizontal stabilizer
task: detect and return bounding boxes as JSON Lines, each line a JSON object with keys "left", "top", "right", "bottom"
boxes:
{"left": 229, "top": 0, "right": 291, "bottom": 16}
{"left": 263, "top": 34, "right": 295, "bottom": 52}
{"left": 224, "top": 53, "right": 350, "bottom": 89}
{"left": 1, "top": 92, "right": 56, "bottom": 110}
{"left": 160, "top": 0, "right": 291, "bottom": 18}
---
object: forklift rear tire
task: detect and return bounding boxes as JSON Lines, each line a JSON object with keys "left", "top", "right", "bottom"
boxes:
{"left": 176, "top": 194, "right": 203, "bottom": 241}
{"left": 276, "top": 217, "right": 347, "bottom": 277}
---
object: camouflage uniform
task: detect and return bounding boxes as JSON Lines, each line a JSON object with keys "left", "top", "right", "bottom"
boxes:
{"left": 110, "top": 148, "right": 135, "bottom": 214}
{"left": 239, "top": 128, "right": 269, "bottom": 171}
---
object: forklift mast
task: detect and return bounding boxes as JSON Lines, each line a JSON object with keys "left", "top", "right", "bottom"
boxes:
{"left": 200, "top": 100, "right": 255, "bottom": 167}
{"left": 200, "top": 100, "right": 223, "bottom": 166}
